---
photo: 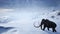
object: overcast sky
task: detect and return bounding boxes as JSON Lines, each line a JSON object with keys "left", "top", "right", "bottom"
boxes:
{"left": 0, "top": 0, "right": 60, "bottom": 13}
{"left": 0, "top": 0, "right": 60, "bottom": 8}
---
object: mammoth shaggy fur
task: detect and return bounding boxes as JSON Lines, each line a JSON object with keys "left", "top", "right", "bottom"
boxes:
{"left": 34, "top": 19, "right": 57, "bottom": 32}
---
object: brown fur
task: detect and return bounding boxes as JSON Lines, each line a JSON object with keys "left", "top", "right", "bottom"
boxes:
{"left": 40, "top": 19, "right": 57, "bottom": 32}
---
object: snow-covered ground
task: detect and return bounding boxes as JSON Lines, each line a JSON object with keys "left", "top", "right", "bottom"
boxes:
{"left": 0, "top": 8, "right": 60, "bottom": 34}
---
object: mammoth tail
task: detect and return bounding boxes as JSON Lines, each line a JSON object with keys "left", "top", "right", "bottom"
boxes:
{"left": 33, "top": 22, "right": 40, "bottom": 28}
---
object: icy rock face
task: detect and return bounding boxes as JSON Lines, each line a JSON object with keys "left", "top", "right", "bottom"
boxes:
{"left": 0, "top": 26, "right": 14, "bottom": 34}
{"left": 57, "top": 12, "right": 60, "bottom": 16}
{"left": 50, "top": 15, "right": 54, "bottom": 19}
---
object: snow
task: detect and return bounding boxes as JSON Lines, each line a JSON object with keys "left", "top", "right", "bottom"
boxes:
{"left": 0, "top": 8, "right": 60, "bottom": 34}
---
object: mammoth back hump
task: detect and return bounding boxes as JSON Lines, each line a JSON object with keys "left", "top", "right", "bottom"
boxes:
{"left": 47, "top": 21, "right": 57, "bottom": 27}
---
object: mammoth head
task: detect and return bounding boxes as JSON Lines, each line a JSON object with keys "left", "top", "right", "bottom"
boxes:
{"left": 41, "top": 19, "right": 46, "bottom": 24}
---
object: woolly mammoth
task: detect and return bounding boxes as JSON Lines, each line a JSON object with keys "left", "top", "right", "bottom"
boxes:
{"left": 34, "top": 19, "right": 57, "bottom": 32}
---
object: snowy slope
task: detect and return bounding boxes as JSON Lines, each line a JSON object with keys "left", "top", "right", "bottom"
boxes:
{"left": 0, "top": 9, "right": 60, "bottom": 34}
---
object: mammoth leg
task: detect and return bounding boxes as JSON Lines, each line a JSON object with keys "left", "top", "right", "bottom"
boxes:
{"left": 40, "top": 25, "right": 42, "bottom": 30}
{"left": 52, "top": 28, "right": 56, "bottom": 32}
{"left": 42, "top": 26, "right": 46, "bottom": 31}
{"left": 52, "top": 28, "right": 54, "bottom": 32}
{"left": 54, "top": 28, "right": 56, "bottom": 32}
{"left": 47, "top": 27, "right": 49, "bottom": 31}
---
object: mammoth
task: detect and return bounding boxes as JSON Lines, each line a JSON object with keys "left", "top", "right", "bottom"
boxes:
{"left": 34, "top": 19, "right": 57, "bottom": 32}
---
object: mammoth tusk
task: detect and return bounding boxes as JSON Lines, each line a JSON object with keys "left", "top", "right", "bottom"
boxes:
{"left": 33, "top": 22, "right": 40, "bottom": 28}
